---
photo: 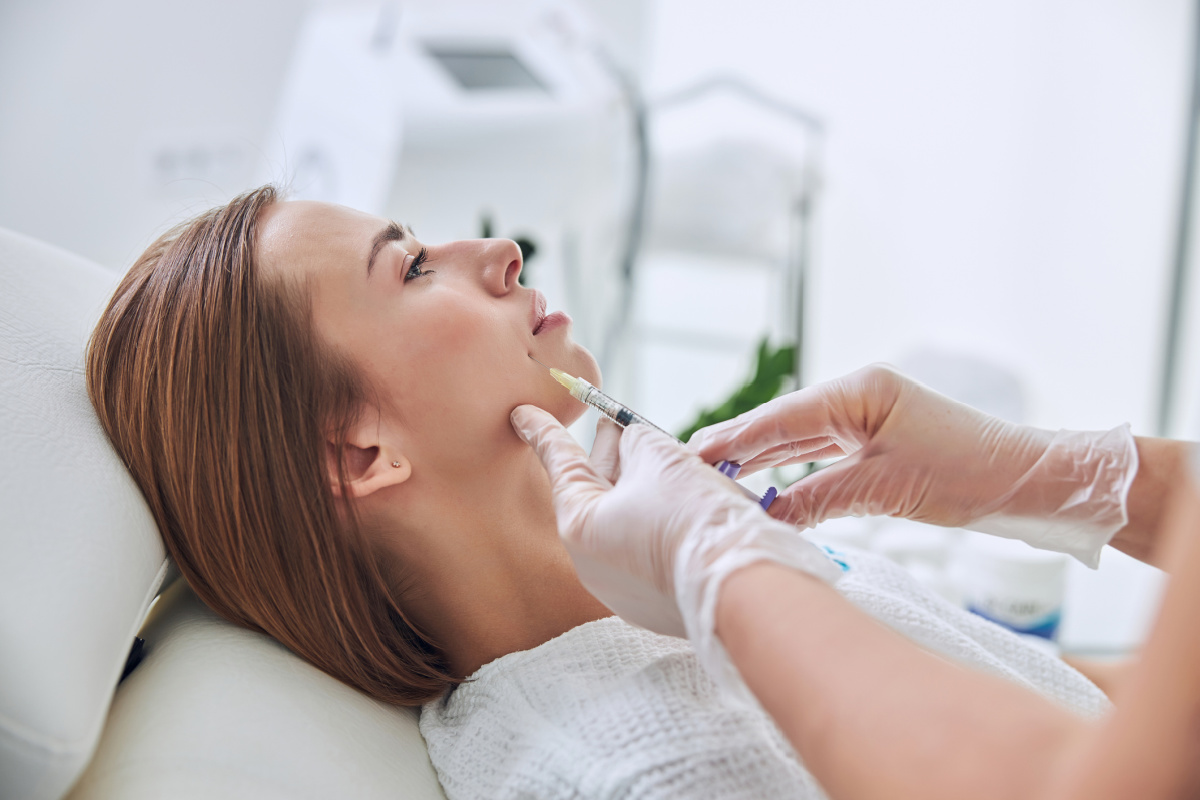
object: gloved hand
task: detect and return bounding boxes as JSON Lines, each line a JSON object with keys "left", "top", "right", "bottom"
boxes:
{"left": 689, "top": 364, "right": 1138, "bottom": 568}
{"left": 510, "top": 405, "right": 843, "bottom": 696}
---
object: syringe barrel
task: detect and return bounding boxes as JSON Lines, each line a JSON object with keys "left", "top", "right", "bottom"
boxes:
{"left": 576, "top": 381, "right": 680, "bottom": 442}
{"left": 573, "top": 379, "right": 772, "bottom": 509}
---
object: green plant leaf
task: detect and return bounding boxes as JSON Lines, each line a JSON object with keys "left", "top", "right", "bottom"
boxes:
{"left": 676, "top": 338, "right": 797, "bottom": 442}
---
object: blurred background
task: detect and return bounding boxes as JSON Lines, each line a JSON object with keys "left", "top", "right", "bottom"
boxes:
{"left": 2, "top": 0, "right": 1196, "bottom": 656}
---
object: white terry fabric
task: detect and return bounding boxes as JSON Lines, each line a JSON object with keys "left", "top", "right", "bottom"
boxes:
{"left": 421, "top": 548, "right": 1109, "bottom": 800}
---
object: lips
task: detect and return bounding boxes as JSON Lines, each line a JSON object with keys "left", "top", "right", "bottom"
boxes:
{"left": 530, "top": 290, "right": 548, "bottom": 334}
{"left": 535, "top": 311, "right": 570, "bottom": 335}
{"left": 530, "top": 290, "right": 571, "bottom": 336}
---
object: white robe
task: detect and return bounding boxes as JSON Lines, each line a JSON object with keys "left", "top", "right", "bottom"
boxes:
{"left": 421, "top": 548, "right": 1109, "bottom": 800}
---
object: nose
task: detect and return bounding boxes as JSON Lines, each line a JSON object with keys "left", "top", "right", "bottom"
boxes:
{"left": 477, "top": 238, "right": 523, "bottom": 296}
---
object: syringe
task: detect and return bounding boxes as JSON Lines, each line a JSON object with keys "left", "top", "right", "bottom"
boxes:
{"left": 546, "top": 368, "right": 678, "bottom": 441}
{"left": 531, "top": 357, "right": 777, "bottom": 510}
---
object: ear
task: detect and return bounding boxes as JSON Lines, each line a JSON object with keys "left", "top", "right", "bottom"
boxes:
{"left": 326, "top": 416, "right": 412, "bottom": 499}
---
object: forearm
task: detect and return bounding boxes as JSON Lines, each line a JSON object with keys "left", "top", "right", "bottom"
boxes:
{"left": 1108, "top": 437, "right": 1191, "bottom": 567}
{"left": 1052, "top": 471, "right": 1200, "bottom": 799}
{"left": 717, "top": 563, "right": 1090, "bottom": 800}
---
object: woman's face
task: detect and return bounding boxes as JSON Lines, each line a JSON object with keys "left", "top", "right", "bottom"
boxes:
{"left": 257, "top": 200, "right": 599, "bottom": 481}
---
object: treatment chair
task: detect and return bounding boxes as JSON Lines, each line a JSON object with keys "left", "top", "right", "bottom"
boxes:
{"left": 0, "top": 227, "right": 446, "bottom": 800}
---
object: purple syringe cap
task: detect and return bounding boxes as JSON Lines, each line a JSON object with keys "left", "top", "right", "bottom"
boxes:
{"left": 715, "top": 460, "right": 742, "bottom": 479}
{"left": 717, "top": 460, "right": 777, "bottom": 511}
{"left": 758, "top": 486, "right": 777, "bottom": 511}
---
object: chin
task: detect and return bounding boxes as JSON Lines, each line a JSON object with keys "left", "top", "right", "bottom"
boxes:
{"left": 554, "top": 395, "right": 588, "bottom": 427}
{"left": 571, "top": 346, "right": 602, "bottom": 389}
{"left": 522, "top": 338, "right": 601, "bottom": 426}
{"left": 547, "top": 350, "right": 600, "bottom": 427}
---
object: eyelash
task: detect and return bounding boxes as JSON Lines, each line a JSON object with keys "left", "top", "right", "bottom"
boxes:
{"left": 404, "top": 247, "right": 432, "bottom": 282}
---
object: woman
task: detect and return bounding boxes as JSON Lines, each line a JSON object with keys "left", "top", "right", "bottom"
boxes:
{"left": 88, "top": 187, "right": 1107, "bottom": 799}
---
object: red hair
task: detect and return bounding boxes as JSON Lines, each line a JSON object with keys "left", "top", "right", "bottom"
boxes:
{"left": 87, "top": 186, "right": 458, "bottom": 705}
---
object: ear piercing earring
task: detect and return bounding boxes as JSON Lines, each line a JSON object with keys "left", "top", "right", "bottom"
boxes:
{"left": 391, "top": 461, "right": 402, "bottom": 469}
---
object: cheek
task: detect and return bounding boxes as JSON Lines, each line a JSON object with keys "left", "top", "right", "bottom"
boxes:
{"left": 369, "top": 292, "right": 596, "bottom": 447}
{"left": 382, "top": 302, "right": 523, "bottom": 430}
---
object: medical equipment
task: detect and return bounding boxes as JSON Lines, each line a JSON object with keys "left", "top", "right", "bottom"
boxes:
{"left": 542, "top": 361, "right": 676, "bottom": 439}
{"left": 530, "top": 357, "right": 777, "bottom": 510}
{"left": 382, "top": 2, "right": 636, "bottom": 359}
{"left": 262, "top": 4, "right": 406, "bottom": 214}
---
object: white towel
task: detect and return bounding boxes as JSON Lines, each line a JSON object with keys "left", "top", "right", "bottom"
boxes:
{"left": 421, "top": 548, "right": 1109, "bottom": 800}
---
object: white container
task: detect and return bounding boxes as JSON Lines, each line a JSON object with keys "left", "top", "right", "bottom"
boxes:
{"left": 955, "top": 532, "right": 1068, "bottom": 642}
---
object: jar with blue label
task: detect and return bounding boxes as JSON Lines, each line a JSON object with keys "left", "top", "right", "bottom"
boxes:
{"left": 957, "top": 532, "right": 1068, "bottom": 643}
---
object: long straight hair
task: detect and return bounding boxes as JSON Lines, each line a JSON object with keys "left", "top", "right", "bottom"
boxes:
{"left": 87, "top": 186, "right": 458, "bottom": 705}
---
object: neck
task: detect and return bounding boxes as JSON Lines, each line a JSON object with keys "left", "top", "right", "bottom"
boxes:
{"left": 373, "top": 440, "right": 610, "bottom": 677}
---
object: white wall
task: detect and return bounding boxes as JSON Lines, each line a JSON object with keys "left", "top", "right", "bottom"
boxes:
{"left": 647, "top": 0, "right": 1190, "bottom": 434}
{"left": 0, "top": 0, "right": 306, "bottom": 270}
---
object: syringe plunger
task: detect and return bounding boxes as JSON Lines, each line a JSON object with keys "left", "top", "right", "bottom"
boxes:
{"left": 536, "top": 359, "right": 776, "bottom": 510}
{"left": 549, "top": 370, "right": 678, "bottom": 440}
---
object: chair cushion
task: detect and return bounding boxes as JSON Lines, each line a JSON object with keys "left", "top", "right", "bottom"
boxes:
{"left": 66, "top": 580, "right": 446, "bottom": 800}
{"left": 0, "top": 227, "right": 169, "bottom": 800}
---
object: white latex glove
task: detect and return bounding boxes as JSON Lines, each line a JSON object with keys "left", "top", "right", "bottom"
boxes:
{"left": 689, "top": 364, "right": 1139, "bottom": 568}
{"left": 510, "top": 405, "right": 843, "bottom": 696}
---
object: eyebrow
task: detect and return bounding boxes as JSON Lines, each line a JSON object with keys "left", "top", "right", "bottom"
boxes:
{"left": 366, "top": 221, "right": 408, "bottom": 277}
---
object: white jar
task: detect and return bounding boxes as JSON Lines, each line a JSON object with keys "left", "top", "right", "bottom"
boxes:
{"left": 955, "top": 532, "right": 1068, "bottom": 642}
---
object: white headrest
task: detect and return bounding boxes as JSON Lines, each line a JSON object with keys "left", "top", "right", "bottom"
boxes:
{"left": 0, "top": 228, "right": 169, "bottom": 800}
{"left": 67, "top": 580, "right": 446, "bottom": 799}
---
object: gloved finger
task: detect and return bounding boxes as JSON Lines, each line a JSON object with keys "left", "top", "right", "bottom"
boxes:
{"left": 688, "top": 386, "right": 836, "bottom": 466}
{"left": 766, "top": 451, "right": 900, "bottom": 528}
{"left": 620, "top": 423, "right": 751, "bottom": 503}
{"left": 690, "top": 363, "right": 910, "bottom": 465}
{"left": 589, "top": 416, "right": 623, "bottom": 484}
{"left": 511, "top": 405, "right": 612, "bottom": 537}
{"left": 618, "top": 422, "right": 702, "bottom": 477}
{"left": 720, "top": 437, "right": 847, "bottom": 475}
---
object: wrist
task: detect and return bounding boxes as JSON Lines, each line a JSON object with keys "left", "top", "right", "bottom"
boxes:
{"left": 677, "top": 521, "right": 844, "bottom": 703}
{"left": 1109, "top": 436, "right": 1190, "bottom": 565}
{"left": 967, "top": 424, "right": 1139, "bottom": 567}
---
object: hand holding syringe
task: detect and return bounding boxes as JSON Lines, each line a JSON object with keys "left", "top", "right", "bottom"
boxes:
{"left": 530, "top": 357, "right": 777, "bottom": 510}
